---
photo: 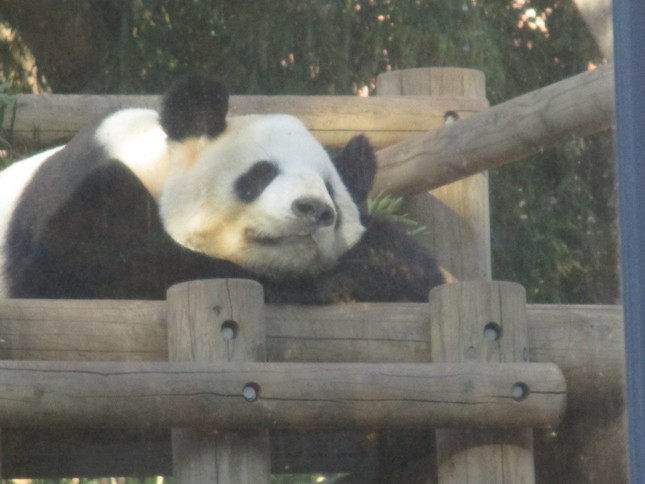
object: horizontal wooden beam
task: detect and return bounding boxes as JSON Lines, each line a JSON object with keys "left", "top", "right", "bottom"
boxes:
{"left": 0, "top": 360, "right": 565, "bottom": 429}
{"left": 0, "top": 93, "right": 486, "bottom": 149}
{"left": 372, "top": 63, "right": 616, "bottom": 194}
{"left": 0, "top": 299, "right": 623, "bottom": 408}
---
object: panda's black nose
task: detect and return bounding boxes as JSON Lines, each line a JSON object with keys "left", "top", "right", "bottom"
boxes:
{"left": 292, "top": 197, "right": 335, "bottom": 227}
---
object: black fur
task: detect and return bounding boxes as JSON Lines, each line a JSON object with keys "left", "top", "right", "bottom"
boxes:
{"left": 333, "top": 134, "right": 376, "bottom": 218}
{"left": 160, "top": 74, "right": 229, "bottom": 140}
{"left": 261, "top": 216, "right": 445, "bottom": 304}
{"left": 234, "top": 161, "right": 280, "bottom": 203}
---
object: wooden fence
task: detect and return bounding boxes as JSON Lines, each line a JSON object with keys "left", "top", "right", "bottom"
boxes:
{"left": 0, "top": 64, "right": 623, "bottom": 483}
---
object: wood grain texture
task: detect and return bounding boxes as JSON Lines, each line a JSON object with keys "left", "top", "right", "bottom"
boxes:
{"left": 167, "top": 279, "right": 269, "bottom": 484}
{"left": 373, "top": 63, "right": 615, "bottom": 195}
{"left": 375, "top": 67, "right": 491, "bottom": 481}
{"left": 377, "top": 67, "right": 491, "bottom": 282}
{"left": 0, "top": 360, "right": 565, "bottom": 429}
{"left": 403, "top": 174, "right": 492, "bottom": 281}
{"left": 377, "top": 67, "right": 486, "bottom": 98}
{"left": 0, "top": 296, "right": 622, "bottom": 478}
{"left": 0, "top": 94, "right": 486, "bottom": 149}
{"left": 430, "top": 281, "right": 537, "bottom": 484}
{"left": 0, "top": 299, "right": 623, "bottom": 407}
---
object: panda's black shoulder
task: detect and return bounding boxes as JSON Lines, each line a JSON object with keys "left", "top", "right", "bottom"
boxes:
{"left": 5, "top": 148, "right": 152, "bottom": 298}
{"left": 6, "top": 113, "right": 150, "bottom": 297}
{"left": 330, "top": 215, "right": 445, "bottom": 302}
{"left": 6, "top": 152, "right": 249, "bottom": 299}
{"left": 10, "top": 116, "right": 112, "bottom": 233}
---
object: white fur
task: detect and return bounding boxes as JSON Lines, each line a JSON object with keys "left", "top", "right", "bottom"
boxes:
{"left": 95, "top": 109, "right": 170, "bottom": 197}
{"left": 0, "top": 146, "right": 63, "bottom": 297}
{"left": 159, "top": 114, "right": 365, "bottom": 277}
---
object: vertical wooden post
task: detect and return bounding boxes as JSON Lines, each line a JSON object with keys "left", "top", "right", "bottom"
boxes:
{"left": 167, "top": 279, "right": 270, "bottom": 483}
{"left": 377, "top": 67, "right": 491, "bottom": 280}
{"left": 430, "top": 281, "right": 535, "bottom": 483}
{"left": 374, "top": 67, "right": 491, "bottom": 481}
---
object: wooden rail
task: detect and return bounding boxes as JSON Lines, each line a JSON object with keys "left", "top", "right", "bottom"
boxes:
{"left": 0, "top": 94, "right": 486, "bottom": 150}
{"left": 0, "top": 299, "right": 623, "bottom": 408}
{"left": 374, "top": 63, "right": 615, "bottom": 194}
{"left": 0, "top": 360, "right": 565, "bottom": 429}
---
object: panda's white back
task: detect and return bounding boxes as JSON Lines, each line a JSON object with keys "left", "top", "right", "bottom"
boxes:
{"left": 93, "top": 108, "right": 169, "bottom": 197}
{"left": 0, "top": 146, "right": 63, "bottom": 296}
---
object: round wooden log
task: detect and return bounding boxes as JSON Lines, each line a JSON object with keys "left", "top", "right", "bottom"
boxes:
{"left": 377, "top": 67, "right": 486, "bottom": 98}
{"left": 0, "top": 94, "right": 487, "bottom": 150}
{"left": 167, "top": 279, "right": 270, "bottom": 484}
{"left": 0, "top": 360, "right": 564, "bottom": 429}
{"left": 373, "top": 63, "right": 615, "bottom": 195}
{"left": 430, "top": 281, "right": 541, "bottom": 484}
{"left": 376, "top": 67, "right": 491, "bottom": 480}
{"left": 377, "top": 67, "right": 491, "bottom": 280}
{"left": 0, "top": 299, "right": 622, "bottom": 408}
{"left": 374, "top": 71, "right": 491, "bottom": 474}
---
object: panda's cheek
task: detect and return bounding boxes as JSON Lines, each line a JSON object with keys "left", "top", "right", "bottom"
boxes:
{"left": 180, "top": 213, "right": 247, "bottom": 258}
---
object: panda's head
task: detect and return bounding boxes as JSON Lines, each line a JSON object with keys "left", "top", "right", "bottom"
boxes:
{"left": 157, "top": 75, "right": 376, "bottom": 278}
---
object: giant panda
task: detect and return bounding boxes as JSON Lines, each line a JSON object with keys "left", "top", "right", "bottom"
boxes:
{"left": 0, "top": 74, "right": 444, "bottom": 303}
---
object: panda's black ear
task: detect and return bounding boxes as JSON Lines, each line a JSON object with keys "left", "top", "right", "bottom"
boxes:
{"left": 160, "top": 74, "right": 229, "bottom": 141}
{"left": 334, "top": 135, "right": 377, "bottom": 206}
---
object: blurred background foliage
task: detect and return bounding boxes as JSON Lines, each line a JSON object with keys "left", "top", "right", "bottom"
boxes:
{"left": 0, "top": 0, "right": 616, "bottom": 304}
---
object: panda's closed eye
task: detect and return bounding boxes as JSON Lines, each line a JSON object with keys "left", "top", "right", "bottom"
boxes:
{"left": 235, "top": 161, "right": 280, "bottom": 203}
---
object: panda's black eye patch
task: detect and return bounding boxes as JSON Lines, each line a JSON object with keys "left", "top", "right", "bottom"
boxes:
{"left": 325, "top": 181, "right": 342, "bottom": 229}
{"left": 235, "top": 161, "right": 280, "bottom": 203}
{"left": 325, "top": 181, "right": 335, "bottom": 199}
